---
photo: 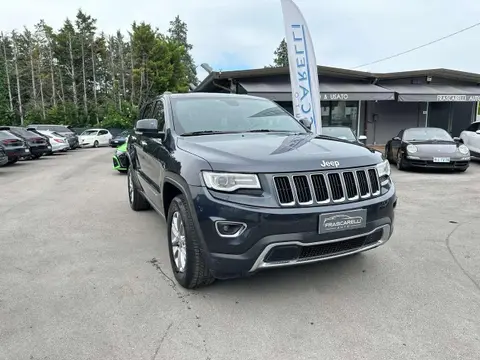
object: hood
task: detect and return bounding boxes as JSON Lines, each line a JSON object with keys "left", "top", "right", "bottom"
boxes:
{"left": 177, "top": 133, "right": 383, "bottom": 173}
{"left": 408, "top": 141, "right": 458, "bottom": 155}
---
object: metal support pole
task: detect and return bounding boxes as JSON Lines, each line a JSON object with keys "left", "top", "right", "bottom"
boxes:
{"left": 356, "top": 100, "right": 362, "bottom": 136}
{"left": 425, "top": 102, "right": 429, "bottom": 127}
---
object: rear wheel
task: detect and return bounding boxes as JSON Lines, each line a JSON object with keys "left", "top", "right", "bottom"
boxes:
{"left": 127, "top": 167, "right": 150, "bottom": 211}
{"left": 167, "top": 195, "right": 215, "bottom": 289}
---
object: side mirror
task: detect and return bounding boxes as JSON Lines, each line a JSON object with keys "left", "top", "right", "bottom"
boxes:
{"left": 476, "top": 130, "right": 480, "bottom": 135}
{"left": 358, "top": 135, "right": 367, "bottom": 141}
{"left": 393, "top": 136, "right": 401, "bottom": 141}
{"left": 453, "top": 137, "right": 461, "bottom": 142}
{"left": 135, "top": 119, "right": 164, "bottom": 139}
{"left": 298, "top": 117, "right": 312, "bottom": 130}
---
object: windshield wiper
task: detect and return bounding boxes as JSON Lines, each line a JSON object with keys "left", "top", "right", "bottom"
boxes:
{"left": 315, "top": 134, "right": 358, "bottom": 144}
{"left": 181, "top": 130, "right": 239, "bottom": 136}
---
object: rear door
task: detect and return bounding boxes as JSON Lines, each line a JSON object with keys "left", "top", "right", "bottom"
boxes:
{"left": 97, "top": 130, "right": 109, "bottom": 145}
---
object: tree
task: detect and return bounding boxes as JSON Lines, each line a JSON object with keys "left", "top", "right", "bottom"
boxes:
{"left": 0, "top": 10, "right": 191, "bottom": 128}
{"left": 168, "top": 15, "right": 198, "bottom": 86}
{"left": 273, "top": 38, "right": 289, "bottom": 67}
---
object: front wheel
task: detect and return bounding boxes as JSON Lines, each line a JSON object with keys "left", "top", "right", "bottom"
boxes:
{"left": 127, "top": 168, "right": 151, "bottom": 211}
{"left": 167, "top": 195, "right": 215, "bottom": 289}
{"left": 93, "top": 140, "right": 99, "bottom": 148}
{"left": 396, "top": 151, "right": 407, "bottom": 170}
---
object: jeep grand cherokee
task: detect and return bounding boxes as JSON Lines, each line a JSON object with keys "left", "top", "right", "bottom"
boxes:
{"left": 126, "top": 93, "right": 397, "bottom": 289}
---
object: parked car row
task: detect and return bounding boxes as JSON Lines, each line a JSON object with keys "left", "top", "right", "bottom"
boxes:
{"left": 0, "top": 125, "right": 119, "bottom": 167}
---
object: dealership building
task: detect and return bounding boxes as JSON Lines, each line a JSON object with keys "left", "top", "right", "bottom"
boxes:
{"left": 194, "top": 66, "right": 480, "bottom": 145}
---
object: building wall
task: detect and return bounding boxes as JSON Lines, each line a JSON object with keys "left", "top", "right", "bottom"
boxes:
{"left": 362, "top": 101, "right": 425, "bottom": 145}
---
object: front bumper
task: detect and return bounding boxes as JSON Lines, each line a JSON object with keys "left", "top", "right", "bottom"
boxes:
{"left": 405, "top": 155, "right": 469, "bottom": 169}
{"left": 190, "top": 182, "right": 397, "bottom": 279}
{"left": 113, "top": 153, "right": 128, "bottom": 170}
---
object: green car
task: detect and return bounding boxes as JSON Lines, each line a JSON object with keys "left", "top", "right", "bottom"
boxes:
{"left": 112, "top": 141, "right": 129, "bottom": 173}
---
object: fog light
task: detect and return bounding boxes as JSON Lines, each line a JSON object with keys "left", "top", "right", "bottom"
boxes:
{"left": 215, "top": 221, "right": 247, "bottom": 237}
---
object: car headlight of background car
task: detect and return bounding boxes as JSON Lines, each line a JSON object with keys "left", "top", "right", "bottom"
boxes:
{"left": 406, "top": 144, "right": 418, "bottom": 153}
{"left": 202, "top": 171, "right": 261, "bottom": 192}
{"left": 376, "top": 159, "right": 391, "bottom": 186}
{"left": 458, "top": 144, "right": 469, "bottom": 155}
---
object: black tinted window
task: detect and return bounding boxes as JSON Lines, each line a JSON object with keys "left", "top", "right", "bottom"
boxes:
{"left": 151, "top": 100, "right": 165, "bottom": 130}
{"left": 98, "top": 130, "right": 108, "bottom": 135}
{"left": 466, "top": 123, "right": 479, "bottom": 132}
{"left": 171, "top": 96, "right": 307, "bottom": 134}
{"left": 142, "top": 102, "right": 154, "bottom": 119}
{"left": 404, "top": 128, "right": 453, "bottom": 141}
{"left": 0, "top": 130, "right": 19, "bottom": 140}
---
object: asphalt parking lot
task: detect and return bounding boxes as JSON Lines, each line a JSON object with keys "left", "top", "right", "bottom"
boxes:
{"left": 1, "top": 149, "right": 480, "bottom": 360}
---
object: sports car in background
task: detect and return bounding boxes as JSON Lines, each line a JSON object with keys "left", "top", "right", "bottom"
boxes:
{"left": 0, "top": 145, "right": 8, "bottom": 167}
{"left": 385, "top": 127, "right": 470, "bottom": 172}
{"left": 0, "top": 126, "right": 51, "bottom": 159}
{"left": 112, "top": 141, "right": 129, "bottom": 173}
{"left": 109, "top": 130, "right": 131, "bottom": 147}
{"left": 28, "top": 124, "right": 79, "bottom": 149}
{"left": 0, "top": 130, "right": 30, "bottom": 164}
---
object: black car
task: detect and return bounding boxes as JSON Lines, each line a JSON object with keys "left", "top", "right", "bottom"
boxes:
{"left": 26, "top": 128, "right": 54, "bottom": 155}
{"left": 0, "top": 126, "right": 51, "bottom": 159}
{"left": 110, "top": 130, "right": 131, "bottom": 147}
{"left": 28, "top": 124, "right": 79, "bottom": 149}
{"left": 0, "top": 130, "right": 30, "bottom": 164}
{"left": 126, "top": 93, "right": 396, "bottom": 289}
{"left": 385, "top": 127, "right": 470, "bottom": 172}
{"left": 321, "top": 126, "right": 367, "bottom": 145}
{"left": 0, "top": 145, "right": 8, "bottom": 167}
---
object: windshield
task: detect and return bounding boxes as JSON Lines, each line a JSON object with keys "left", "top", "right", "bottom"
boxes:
{"left": 171, "top": 96, "right": 308, "bottom": 135}
{"left": 403, "top": 128, "right": 453, "bottom": 141}
{"left": 35, "top": 125, "right": 73, "bottom": 133}
{"left": 81, "top": 130, "right": 98, "bottom": 136}
{"left": 322, "top": 127, "right": 356, "bottom": 141}
{"left": 118, "top": 130, "right": 130, "bottom": 137}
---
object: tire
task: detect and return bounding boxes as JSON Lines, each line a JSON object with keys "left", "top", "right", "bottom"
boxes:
{"left": 127, "top": 167, "right": 151, "bottom": 211}
{"left": 167, "top": 194, "right": 215, "bottom": 289}
{"left": 93, "top": 140, "right": 99, "bottom": 148}
{"left": 118, "top": 169, "right": 128, "bottom": 174}
{"left": 396, "top": 151, "right": 406, "bottom": 171}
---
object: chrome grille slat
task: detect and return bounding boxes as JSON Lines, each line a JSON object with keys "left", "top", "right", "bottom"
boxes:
{"left": 272, "top": 167, "right": 381, "bottom": 207}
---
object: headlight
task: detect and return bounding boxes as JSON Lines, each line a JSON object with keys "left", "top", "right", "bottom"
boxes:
{"left": 115, "top": 150, "right": 123, "bottom": 156}
{"left": 458, "top": 144, "right": 469, "bottom": 155}
{"left": 376, "top": 159, "right": 391, "bottom": 185}
{"left": 202, "top": 171, "right": 261, "bottom": 192}
{"left": 406, "top": 144, "right": 417, "bottom": 153}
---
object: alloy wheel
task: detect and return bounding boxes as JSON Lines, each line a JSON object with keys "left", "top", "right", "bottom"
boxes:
{"left": 171, "top": 211, "right": 187, "bottom": 272}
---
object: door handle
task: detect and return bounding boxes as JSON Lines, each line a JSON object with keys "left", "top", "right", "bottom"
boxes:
{"left": 140, "top": 140, "right": 147, "bottom": 146}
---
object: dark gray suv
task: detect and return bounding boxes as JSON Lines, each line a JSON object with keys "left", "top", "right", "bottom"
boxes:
{"left": 127, "top": 93, "right": 397, "bottom": 289}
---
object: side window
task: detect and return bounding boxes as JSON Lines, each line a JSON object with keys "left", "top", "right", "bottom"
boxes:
{"left": 151, "top": 100, "right": 166, "bottom": 131}
{"left": 141, "top": 102, "right": 154, "bottom": 119}
{"left": 466, "top": 123, "right": 479, "bottom": 132}
{"left": 98, "top": 130, "right": 108, "bottom": 135}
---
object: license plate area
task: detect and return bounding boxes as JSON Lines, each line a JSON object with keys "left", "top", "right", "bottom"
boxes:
{"left": 433, "top": 157, "right": 450, "bottom": 163}
{"left": 319, "top": 209, "right": 367, "bottom": 234}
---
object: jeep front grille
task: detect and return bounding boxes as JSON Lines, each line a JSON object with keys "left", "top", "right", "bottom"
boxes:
{"left": 272, "top": 167, "right": 380, "bottom": 206}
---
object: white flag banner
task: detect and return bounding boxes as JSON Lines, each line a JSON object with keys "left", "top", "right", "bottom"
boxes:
{"left": 280, "top": 0, "right": 322, "bottom": 134}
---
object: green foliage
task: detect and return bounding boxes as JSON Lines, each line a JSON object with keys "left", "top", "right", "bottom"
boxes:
{"left": 273, "top": 38, "right": 289, "bottom": 67}
{"left": 1, "top": 11, "right": 195, "bottom": 127}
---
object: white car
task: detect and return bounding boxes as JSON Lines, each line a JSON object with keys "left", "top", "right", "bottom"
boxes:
{"left": 459, "top": 121, "right": 480, "bottom": 158}
{"left": 78, "top": 128, "right": 113, "bottom": 148}
{"left": 37, "top": 130, "right": 70, "bottom": 153}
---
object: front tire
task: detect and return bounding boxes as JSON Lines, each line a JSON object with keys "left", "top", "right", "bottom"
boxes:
{"left": 167, "top": 195, "right": 215, "bottom": 289}
{"left": 93, "top": 140, "right": 99, "bottom": 148}
{"left": 396, "top": 151, "right": 407, "bottom": 170}
{"left": 127, "top": 168, "right": 151, "bottom": 211}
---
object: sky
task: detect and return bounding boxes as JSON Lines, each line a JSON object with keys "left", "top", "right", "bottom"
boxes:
{"left": 1, "top": 0, "right": 480, "bottom": 82}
